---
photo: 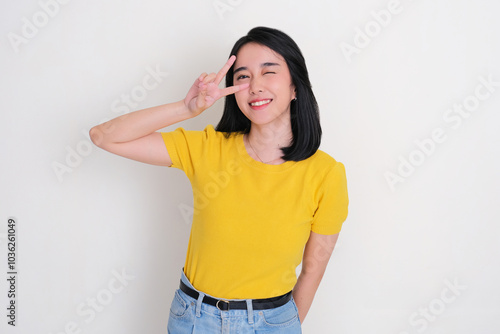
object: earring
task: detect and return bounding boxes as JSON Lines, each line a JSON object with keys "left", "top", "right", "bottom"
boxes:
{"left": 293, "top": 97, "right": 297, "bottom": 101}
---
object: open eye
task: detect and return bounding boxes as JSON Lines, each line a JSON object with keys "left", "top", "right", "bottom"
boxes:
{"left": 236, "top": 74, "right": 249, "bottom": 80}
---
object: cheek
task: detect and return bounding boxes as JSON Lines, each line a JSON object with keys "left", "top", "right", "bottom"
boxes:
{"left": 271, "top": 78, "right": 294, "bottom": 99}
{"left": 234, "top": 91, "right": 247, "bottom": 110}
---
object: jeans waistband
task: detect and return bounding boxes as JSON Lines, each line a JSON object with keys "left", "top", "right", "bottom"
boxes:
{"left": 180, "top": 267, "right": 256, "bottom": 323}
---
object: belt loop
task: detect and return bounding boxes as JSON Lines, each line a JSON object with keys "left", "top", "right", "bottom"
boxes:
{"left": 246, "top": 299, "right": 254, "bottom": 324}
{"left": 196, "top": 292, "right": 205, "bottom": 318}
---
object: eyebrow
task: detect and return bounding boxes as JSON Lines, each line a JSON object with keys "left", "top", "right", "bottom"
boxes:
{"left": 233, "top": 62, "right": 280, "bottom": 74}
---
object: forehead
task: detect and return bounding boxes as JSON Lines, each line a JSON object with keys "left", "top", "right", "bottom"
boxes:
{"left": 234, "top": 42, "right": 285, "bottom": 67}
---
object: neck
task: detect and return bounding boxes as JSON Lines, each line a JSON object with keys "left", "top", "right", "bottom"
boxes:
{"left": 247, "top": 125, "right": 292, "bottom": 148}
{"left": 245, "top": 114, "right": 293, "bottom": 164}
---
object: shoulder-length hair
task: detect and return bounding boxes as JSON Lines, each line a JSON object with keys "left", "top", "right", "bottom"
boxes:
{"left": 215, "top": 26, "right": 322, "bottom": 162}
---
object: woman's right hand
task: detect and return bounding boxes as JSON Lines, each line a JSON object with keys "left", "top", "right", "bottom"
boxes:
{"left": 184, "top": 55, "right": 249, "bottom": 116}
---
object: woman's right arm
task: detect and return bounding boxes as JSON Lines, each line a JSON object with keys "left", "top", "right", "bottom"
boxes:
{"left": 89, "top": 55, "right": 248, "bottom": 167}
{"left": 89, "top": 100, "right": 191, "bottom": 167}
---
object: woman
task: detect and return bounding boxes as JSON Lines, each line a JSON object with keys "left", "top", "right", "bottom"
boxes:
{"left": 90, "top": 26, "right": 348, "bottom": 333}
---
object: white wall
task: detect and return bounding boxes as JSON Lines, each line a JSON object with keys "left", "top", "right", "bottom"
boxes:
{"left": 1, "top": 0, "right": 499, "bottom": 333}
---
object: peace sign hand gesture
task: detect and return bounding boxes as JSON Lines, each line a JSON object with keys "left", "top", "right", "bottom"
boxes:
{"left": 184, "top": 55, "right": 249, "bottom": 117}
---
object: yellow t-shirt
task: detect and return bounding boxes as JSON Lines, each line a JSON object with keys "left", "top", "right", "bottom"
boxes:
{"left": 161, "top": 124, "right": 348, "bottom": 299}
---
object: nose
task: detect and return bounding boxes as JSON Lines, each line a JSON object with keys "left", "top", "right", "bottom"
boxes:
{"left": 249, "top": 77, "right": 263, "bottom": 95}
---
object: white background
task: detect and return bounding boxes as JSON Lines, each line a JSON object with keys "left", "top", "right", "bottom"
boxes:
{"left": 1, "top": 0, "right": 499, "bottom": 333}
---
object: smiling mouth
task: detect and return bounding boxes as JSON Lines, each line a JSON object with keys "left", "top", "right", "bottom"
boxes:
{"left": 249, "top": 99, "right": 272, "bottom": 107}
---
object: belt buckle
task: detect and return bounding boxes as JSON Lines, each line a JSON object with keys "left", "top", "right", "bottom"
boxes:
{"left": 216, "top": 299, "right": 230, "bottom": 311}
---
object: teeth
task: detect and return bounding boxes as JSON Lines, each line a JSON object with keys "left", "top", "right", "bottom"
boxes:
{"left": 250, "top": 99, "right": 271, "bottom": 107}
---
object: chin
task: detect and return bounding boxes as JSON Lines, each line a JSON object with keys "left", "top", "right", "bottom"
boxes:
{"left": 243, "top": 113, "right": 277, "bottom": 126}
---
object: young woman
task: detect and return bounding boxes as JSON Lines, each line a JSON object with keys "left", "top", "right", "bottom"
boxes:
{"left": 90, "top": 26, "right": 348, "bottom": 333}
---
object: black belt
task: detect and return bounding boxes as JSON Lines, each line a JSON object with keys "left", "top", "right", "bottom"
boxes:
{"left": 179, "top": 280, "right": 292, "bottom": 311}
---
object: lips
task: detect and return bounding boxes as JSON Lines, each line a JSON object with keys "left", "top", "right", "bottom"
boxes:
{"left": 249, "top": 99, "right": 272, "bottom": 107}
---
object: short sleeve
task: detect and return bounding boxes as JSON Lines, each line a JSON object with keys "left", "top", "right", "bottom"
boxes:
{"left": 160, "top": 124, "right": 215, "bottom": 178}
{"left": 311, "top": 161, "right": 349, "bottom": 235}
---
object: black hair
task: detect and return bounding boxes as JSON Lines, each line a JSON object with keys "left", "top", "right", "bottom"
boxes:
{"left": 215, "top": 26, "right": 322, "bottom": 161}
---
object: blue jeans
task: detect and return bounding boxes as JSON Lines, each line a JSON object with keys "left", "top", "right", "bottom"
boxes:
{"left": 167, "top": 269, "right": 302, "bottom": 333}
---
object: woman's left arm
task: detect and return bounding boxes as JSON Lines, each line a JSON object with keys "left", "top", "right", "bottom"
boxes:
{"left": 292, "top": 231, "right": 339, "bottom": 324}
